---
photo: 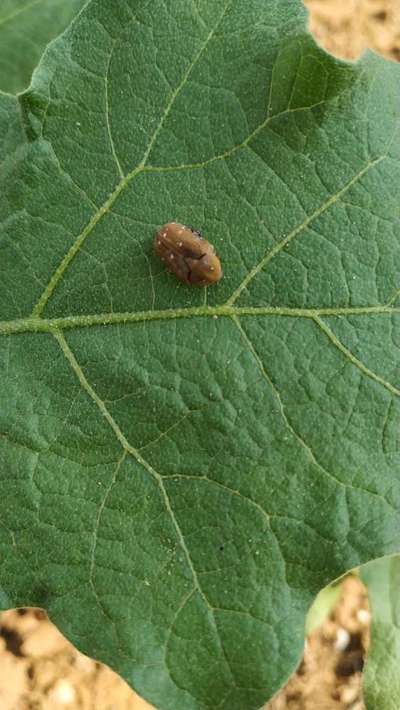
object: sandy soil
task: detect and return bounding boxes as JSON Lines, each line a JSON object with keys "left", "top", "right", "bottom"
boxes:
{"left": 1, "top": 1, "right": 398, "bottom": 708}
{"left": 0, "top": 607, "right": 152, "bottom": 710}
{"left": 304, "top": 0, "right": 400, "bottom": 61}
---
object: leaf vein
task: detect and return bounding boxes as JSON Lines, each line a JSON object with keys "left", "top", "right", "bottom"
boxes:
{"left": 233, "top": 316, "right": 399, "bottom": 511}
{"left": 104, "top": 40, "right": 124, "bottom": 179}
{"left": 225, "top": 155, "right": 386, "bottom": 306}
{"left": 313, "top": 316, "right": 400, "bottom": 397}
{"left": 89, "top": 450, "right": 127, "bottom": 603}
{"left": 1, "top": 305, "right": 399, "bottom": 336}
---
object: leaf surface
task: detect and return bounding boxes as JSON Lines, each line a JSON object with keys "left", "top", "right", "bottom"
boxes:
{"left": 361, "top": 557, "right": 400, "bottom": 710}
{"left": 1, "top": 1, "right": 400, "bottom": 708}
{"left": 0, "top": 0, "right": 86, "bottom": 95}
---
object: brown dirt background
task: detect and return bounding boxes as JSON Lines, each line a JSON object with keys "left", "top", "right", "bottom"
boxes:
{"left": 305, "top": 0, "right": 400, "bottom": 61}
{"left": 1, "top": 2, "right": 399, "bottom": 708}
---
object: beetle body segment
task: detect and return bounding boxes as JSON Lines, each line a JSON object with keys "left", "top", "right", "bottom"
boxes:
{"left": 154, "top": 222, "right": 222, "bottom": 287}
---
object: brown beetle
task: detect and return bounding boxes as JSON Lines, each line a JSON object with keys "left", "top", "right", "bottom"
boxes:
{"left": 154, "top": 222, "right": 222, "bottom": 287}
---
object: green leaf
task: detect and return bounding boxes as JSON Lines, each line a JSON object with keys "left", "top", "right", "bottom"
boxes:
{"left": 361, "top": 557, "right": 400, "bottom": 710}
{"left": 1, "top": 1, "right": 400, "bottom": 708}
{"left": 0, "top": 0, "right": 87, "bottom": 95}
{"left": 0, "top": 92, "right": 25, "bottom": 160}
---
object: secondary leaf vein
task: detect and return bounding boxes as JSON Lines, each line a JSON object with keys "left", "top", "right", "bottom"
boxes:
{"left": 313, "top": 315, "right": 400, "bottom": 397}
{"left": 54, "top": 328, "right": 237, "bottom": 681}
{"left": 233, "top": 317, "right": 399, "bottom": 510}
{"left": 225, "top": 155, "right": 386, "bottom": 306}
{"left": 104, "top": 40, "right": 125, "bottom": 179}
{"left": 53, "top": 330, "right": 207, "bottom": 591}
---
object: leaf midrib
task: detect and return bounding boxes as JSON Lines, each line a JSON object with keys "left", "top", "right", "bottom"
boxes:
{"left": 1, "top": 301, "right": 399, "bottom": 404}
{"left": 0, "top": 303, "right": 397, "bottom": 335}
